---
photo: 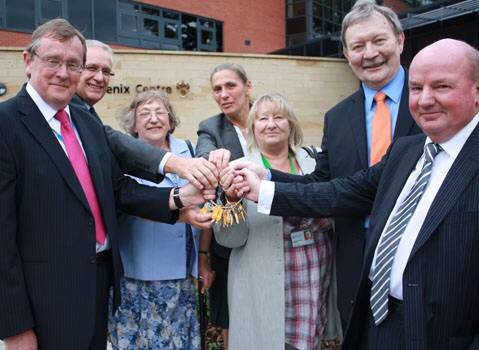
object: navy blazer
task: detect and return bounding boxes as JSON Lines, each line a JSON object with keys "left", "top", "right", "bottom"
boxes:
{"left": 0, "top": 86, "right": 177, "bottom": 349}
{"left": 270, "top": 127, "right": 479, "bottom": 349}
{"left": 272, "top": 75, "right": 422, "bottom": 329}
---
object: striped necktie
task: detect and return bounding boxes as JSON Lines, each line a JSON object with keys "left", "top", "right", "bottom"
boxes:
{"left": 370, "top": 142, "right": 442, "bottom": 325}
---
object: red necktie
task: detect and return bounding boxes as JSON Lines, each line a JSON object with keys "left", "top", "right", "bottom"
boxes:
{"left": 55, "top": 110, "right": 107, "bottom": 244}
{"left": 370, "top": 91, "right": 392, "bottom": 165}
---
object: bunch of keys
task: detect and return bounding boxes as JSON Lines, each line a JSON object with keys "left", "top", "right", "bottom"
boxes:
{"left": 200, "top": 187, "right": 247, "bottom": 227}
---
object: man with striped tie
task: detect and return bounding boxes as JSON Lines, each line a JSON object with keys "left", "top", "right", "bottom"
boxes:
{"left": 227, "top": 38, "right": 479, "bottom": 349}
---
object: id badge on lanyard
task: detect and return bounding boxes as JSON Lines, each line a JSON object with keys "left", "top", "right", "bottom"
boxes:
{"left": 291, "top": 229, "right": 315, "bottom": 248}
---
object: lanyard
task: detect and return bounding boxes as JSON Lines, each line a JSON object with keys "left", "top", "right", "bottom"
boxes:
{"left": 261, "top": 152, "right": 298, "bottom": 175}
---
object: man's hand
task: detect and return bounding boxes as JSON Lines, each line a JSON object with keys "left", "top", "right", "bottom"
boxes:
{"left": 170, "top": 183, "right": 216, "bottom": 209}
{"left": 4, "top": 329, "right": 37, "bottom": 350}
{"left": 165, "top": 154, "right": 218, "bottom": 189}
{"left": 199, "top": 254, "right": 215, "bottom": 294}
{"left": 234, "top": 168, "right": 262, "bottom": 202}
{"left": 179, "top": 207, "right": 213, "bottom": 229}
{"left": 221, "top": 160, "right": 269, "bottom": 181}
{"left": 208, "top": 149, "right": 231, "bottom": 172}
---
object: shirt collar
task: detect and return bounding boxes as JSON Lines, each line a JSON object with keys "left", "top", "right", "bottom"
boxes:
{"left": 168, "top": 135, "right": 191, "bottom": 156}
{"left": 363, "top": 66, "right": 405, "bottom": 111}
{"left": 26, "top": 82, "right": 72, "bottom": 122}
{"left": 427, "top": 111, "right": 479, "bottom": 160}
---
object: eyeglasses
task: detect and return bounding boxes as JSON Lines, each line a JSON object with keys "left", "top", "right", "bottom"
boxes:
{"left": 84, "top": 64, "right": 115, "bottom": 77}
{"left": 32, "top": 51, "right": 84, "bottom": 73}
{"left": 137, "top": 110, "right": 169, "bottom": 120}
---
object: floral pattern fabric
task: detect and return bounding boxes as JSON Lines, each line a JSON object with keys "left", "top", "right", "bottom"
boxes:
{"left": 109, "top": 277, "right": 200, "bottom": 349}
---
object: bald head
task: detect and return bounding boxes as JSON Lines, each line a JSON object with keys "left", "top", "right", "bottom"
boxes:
{"left": 408, "top": 39, "right": 479, "bottom": 143}
{"left": 411, "top": 39, "right": 479, "bottom": 82}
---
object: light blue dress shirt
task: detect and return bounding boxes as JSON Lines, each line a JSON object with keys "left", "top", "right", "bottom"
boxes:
{"left": 363, "top": 66, "right": 405, "bottom": 165}
{"left": 118, "top": 135, "right": 199, "bottom": 281}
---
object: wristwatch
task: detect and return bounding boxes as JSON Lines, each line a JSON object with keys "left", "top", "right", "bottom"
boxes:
{"left": 173, "top": 186, "right": 184, "bottom": 209}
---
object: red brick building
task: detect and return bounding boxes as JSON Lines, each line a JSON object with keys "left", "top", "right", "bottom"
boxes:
{"left": 0, "top": 0, "right": 285, "bottom": 54}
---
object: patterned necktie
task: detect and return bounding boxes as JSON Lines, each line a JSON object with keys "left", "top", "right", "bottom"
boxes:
{"left": 370, "top": 142, "right": 442, "bottom": 325}
{"left": 371, "top": 91, "right": 392, "bottom": 165}
{"left": 55, "top": 110, "right": 107, "bottom": 244}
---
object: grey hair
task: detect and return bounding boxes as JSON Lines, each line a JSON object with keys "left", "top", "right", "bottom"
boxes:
{"left": 247, "top": 92, "right": 303, "bottom": 152}
{"left": 210, "top": 63, "right": 249, "bottom": 85}
{"left": 86, "top": 39, "right": 115, "bottom": 64}
{"left": 26, "top": 18, "right": 87, "bottom": 64}
{"left": 117, "top": 90, "right": 180, "bottom": 137}
{"left": 341, "top": 0, "right": 403, "bottom": 49}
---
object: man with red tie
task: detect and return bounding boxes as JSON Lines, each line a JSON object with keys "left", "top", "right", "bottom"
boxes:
{"left": 0, "top": 19, "right": 213, "bottom": 350}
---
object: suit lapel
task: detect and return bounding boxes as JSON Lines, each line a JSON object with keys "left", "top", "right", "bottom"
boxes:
{"left": 365, "top": 138, "right": 425, "bottom": 260}
{"left": 221, "top": 115, "right": 245, "bottom": 160}
{"left": 70, "top": 106, "right": 106, "bottom": 207}
{"left": 410, "top": 124, "right": 479, "bottom": 258}
{"left": 17, "top": 89, "right": 91, "bottom": 211}
{"left": 393, "top": 75, "right": 417, "bottom": 140}
{"left": 347, "top": 89, "right": 369, "bottom": 168}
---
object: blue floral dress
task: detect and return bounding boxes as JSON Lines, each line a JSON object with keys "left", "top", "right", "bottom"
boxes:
{"left": 108, "top": 136, "right": 200, "bottom": 349}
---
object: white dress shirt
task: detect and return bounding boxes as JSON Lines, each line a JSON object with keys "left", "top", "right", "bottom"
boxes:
{"left": 258, "top": 113, "right": 479, "bottom": 300}
{"left": 370, "top": 112, "right": 479, "bottom": 299}
{"left": 26, "top": 83, "right": 110, "bottom": 251}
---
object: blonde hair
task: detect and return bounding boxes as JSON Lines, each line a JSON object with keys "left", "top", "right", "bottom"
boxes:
{"left": 247, "top": 92, "right": 303, "bottom": 152}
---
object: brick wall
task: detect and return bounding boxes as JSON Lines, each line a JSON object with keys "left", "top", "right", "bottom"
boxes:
{"left": 136, "top": 0, "right": 286, "bottom": 53}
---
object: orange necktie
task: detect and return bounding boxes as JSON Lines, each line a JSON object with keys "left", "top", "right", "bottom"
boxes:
{"left": 370, "top": 91, "right": 392, "bottom": 165}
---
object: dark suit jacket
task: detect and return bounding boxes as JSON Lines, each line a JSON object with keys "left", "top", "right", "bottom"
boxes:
{"left": 0, "top": 87, "right": 178, "bottom": 349}
{"left": 70, "top": 94, "right": 165, "bottom": 183}
{"left": 270, "top": 128, "right": 479, "bottom": 350}
{"left": 272, "top": 75, "right": 421, "bottom": 329}
{"left": 196, "top": 113, "right": 244, "bottom": 258}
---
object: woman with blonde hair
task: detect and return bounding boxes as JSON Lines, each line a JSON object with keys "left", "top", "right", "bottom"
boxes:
{"left": 216, "top": 92, "right": 342, "bottom": 350}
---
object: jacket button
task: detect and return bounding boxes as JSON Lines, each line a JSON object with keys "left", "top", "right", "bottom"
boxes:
{"left": 350, "top": 299, "right": 355, "bottom": 305}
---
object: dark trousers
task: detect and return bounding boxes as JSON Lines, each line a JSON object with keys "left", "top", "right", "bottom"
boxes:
{"left": 89, "top": 250, "right": 113, "bottom": 350}
{"left": 359, "top": 297, "right": 405, "bottom": 350}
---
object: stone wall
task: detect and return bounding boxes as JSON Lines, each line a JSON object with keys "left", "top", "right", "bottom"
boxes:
{"left": 0, "top": 48, "right": 358, "bottom": 146}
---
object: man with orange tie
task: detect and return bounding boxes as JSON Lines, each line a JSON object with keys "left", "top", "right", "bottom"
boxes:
{"left": 0, "top": 19, "right": 213, "bottom": 350}
{"left": 309, "top": 0, "right": 421, "bottom": 331}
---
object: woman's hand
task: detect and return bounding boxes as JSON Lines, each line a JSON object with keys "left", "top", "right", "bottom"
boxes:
{"left": 208, "top": 148, "right": 231, "bottom": 173}
{"left": 199, "top": 254, "right": 215, "bottom": 293}
{"left": 179, "top": 207, "right": 213, "bottom": 229}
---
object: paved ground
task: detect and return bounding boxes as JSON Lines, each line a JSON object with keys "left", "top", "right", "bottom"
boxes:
{"left": 0, "top": 340, "right": 112, "bottom": 349}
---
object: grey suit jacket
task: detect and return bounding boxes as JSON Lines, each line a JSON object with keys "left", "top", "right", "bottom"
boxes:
{"left": 214, "top": 148, "right": 342, "bottom": 349}
{"left": 269, "top": 128, "right": 479, "bottom": 350}
{"left": 71, "top": 95, "right": 165, "bottom": 183}
{"left": 196, "top": 112, "right": 245, "bottom": 258}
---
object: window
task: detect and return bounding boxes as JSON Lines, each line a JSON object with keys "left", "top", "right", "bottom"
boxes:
{"left": 118, "top": 0, "right": 221, "bottom": 52}
{"left": 5, "top": 0, "right": 35, "bottom": 31}
{"left": 39, "top": 0, "right": 62, "bottom": 23}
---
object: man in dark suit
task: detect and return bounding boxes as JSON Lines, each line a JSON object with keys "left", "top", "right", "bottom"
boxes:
{"left": 233, "top": 38, "right": 479, "bottom": 349}
{"left": 316, "top": 0, "right": 421, "bottom": 329}
{"left": 0, "top": 19, "right": 212, "bottom": 350}
{"left": 71, "top": 39, "right": 218, "bottom": 187}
